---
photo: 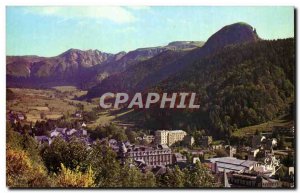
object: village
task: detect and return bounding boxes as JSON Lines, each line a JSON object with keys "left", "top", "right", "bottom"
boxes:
{"left": 7, "top": 107, "right": 295, "bottom": 188}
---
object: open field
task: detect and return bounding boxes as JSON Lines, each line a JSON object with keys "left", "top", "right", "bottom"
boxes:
{"left": 7, "top": 87, "right": 97, "bottom": 123}
{"left": 52, "top": 86, "right": 88, "bottom": 99}
{"left": 86, "top": 109, "right": 135, "bottom": 128}
{"left": 232, "top": 115, "right": 293, "bottom": 137}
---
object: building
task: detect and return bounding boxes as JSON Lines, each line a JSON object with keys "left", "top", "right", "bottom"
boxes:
{"left": 248, "top": 148, "right": 260, "bottom": 160}
{"left": 143, "top": 135, "right": 155, "bottom": 143}
{"left": 155, "top": 130, "right": 187, "bottom": 146}
{"left": 252, "top": 135, "right": 265, "bottom": 149}
{"left": 17, "top": 113, "right": 25, "bottom": 120}
{"left": 47, "top": 127, "right": 89, "bottom": 144}
{"left": 184, "top": 135, "right": 195, "bottom": 146}
{"left": 207, "top": 157, "right": 258, "bottom": 173}
{"left": 252, "top": 135, "right": 277, "bottom": 150}
{"left": 225, "top": 145, "right": 237, "bottom": 157}
{"left": 199, "top": 136, "right": 213, "bottom": 148}
{"left": 212, "top": 144, "right": 223, "bottom": 150}
{"left": 155, "top": 130, "right": 169, "bottom": 145}
{"left": 119, "top": 143, "right": 174, "bottom": 166}
{"left": 228, "top": 172, "right": 281, "bottom": 188}
{"left": 74, "top": 111, "right": 82, "bottom": 118}
{"left": 173, "top": 153, "right": 187, "bottom": 163}
{"left": 35, "top": 135, "right": 51, "bottom": 145}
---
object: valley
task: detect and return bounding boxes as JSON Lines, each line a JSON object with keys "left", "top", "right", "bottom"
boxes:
{"left": 6, "top": 20, "right": 295, "bottom": 188}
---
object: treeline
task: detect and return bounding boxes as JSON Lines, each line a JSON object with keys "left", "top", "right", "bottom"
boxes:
{"left": 137, "top": 39, "right": 294, "bottom": 139}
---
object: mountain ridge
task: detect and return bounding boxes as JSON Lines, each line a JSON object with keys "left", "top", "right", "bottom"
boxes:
{"left": 86, "top": 22, "right": 262, "bottom": 98}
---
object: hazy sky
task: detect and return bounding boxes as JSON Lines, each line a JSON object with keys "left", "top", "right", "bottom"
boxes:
{"left": 6, "top": 6, "right": 294, "bottom": 56}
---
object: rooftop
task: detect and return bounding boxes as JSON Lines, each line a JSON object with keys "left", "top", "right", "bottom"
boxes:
{"left": 207, "top": 157, "right": 258, "bottom": 173}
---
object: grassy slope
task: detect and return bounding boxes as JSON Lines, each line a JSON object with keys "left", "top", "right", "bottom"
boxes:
{"left": 232, "top": 114, "right": 293, "bottom": 137}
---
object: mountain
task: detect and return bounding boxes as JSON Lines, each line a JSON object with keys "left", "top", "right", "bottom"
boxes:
{"left": 7, "top": 49, "right": 117, "bottom": 87}
{"left": 85, "top": 22, "right": 294, "bottom": 139}
{"left": 6, "top": 55, "right": 45, "bottom": 77}
{"left": 92, "top": 41, "right": 204, "bottom": 74}
{"left": 86, "top": 50, "right": 190, "bottom": 97}
{"left": 7, "top": 41, "right": 203, "bottom": 88}
{"left": 6, "top": 22, "right": 295, "bottom": 138}
{"left": 201, "top": 22, "right": 260, "bottom": 54}
{"left": 7, "top": 49, "right": 113, "bottom": 78}
{"left": 135, "top": 38, "right": 295, "bottom": 137}
{"left": 86, "top": 22, "right": 260, "bottom": 98}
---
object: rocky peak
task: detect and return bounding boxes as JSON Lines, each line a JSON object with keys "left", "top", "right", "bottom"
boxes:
{"left": 202, "top": 22, "right": 260, "bottom": 53}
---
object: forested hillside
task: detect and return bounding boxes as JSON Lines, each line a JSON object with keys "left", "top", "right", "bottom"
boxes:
{"left": 133, "top": 39, "right": 295, "bottom": 138}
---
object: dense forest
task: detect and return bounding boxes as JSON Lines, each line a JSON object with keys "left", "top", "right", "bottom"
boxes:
{"left": 126, "top": 39, "right": 295, "bottom": 138}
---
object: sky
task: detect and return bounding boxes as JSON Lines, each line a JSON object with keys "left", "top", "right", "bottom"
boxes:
{"left": 6, "top": 6, "right": 294, "bottom": 57}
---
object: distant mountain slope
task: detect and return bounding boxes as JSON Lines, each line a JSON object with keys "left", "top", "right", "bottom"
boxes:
{"left": 7, "top": 41, "right": 203, "bottom": 88}
{"left": 6, "top": 56, "right": 45, "bottom": 77}
{"left": 86, "top": 50, "right": 190, "bottom": 97}
{"left": 7, "top": 49, "right": 114, "bottom": 78}
{"left": 86, "top": 22, "right": 260, "bottom": 98}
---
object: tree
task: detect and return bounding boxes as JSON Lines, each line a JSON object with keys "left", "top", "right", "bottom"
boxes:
{"left": 87, "top": 142, "right": 122, "bottom": 187}
{"left": 126, "top": 130, "right": 138, "bottom": 143}
{"left": 120, "top": 163, "right": 156, "bottom": 187}
{"left": 56, "top": 164, "right": 95, "bottom": 187}
{"left": 41, "top": 137, "right": 89, "bottom": 173}
{"left": 143, "top": 171, "right": 156, "bottom": 187}
{"left": 277, "top": 135, "right": 287, "bottom": 149}
{"left": 40, "top": 112, "right": 46, "bottom": 119}
{"left": 6, "top": 125, "right": 23, "bottom": 150}
{"left": 6, "top": 147, "right": 50, "bottom": 187}
{"left": 184, "top": 161, "right": 216, "bottom": 187}
{"left": 215, "top": 149, "right": 229, "bottom": 157}
{"left": 121, "top": 165, "right": 143, "bottom": 187}
{"left": 160, "top": 166, "right": 185, "bottom": 187}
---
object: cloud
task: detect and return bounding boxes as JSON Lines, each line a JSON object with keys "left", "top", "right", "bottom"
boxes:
{"left": 126, "top": 6, "right": 151, "bottom": 10}
{"left": 23, "top": 6, "right": 137, "bottom": 24}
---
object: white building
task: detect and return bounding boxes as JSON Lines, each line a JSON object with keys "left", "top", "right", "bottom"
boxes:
{"left": 155, "top": 130, "right": 187, "bottom": 146}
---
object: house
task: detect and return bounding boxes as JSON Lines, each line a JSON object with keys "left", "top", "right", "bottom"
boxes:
{"left": 77, "top": 129, "right": 87, "bottom": 136}
{"left": 35, "top": 135, "right": 51, "bottom": 145}
{"left": 143, "top": 135, "right": 155, "bottom": 143}
{"left": 74, "top": 111, "right": 82, "bottom": 118}
{"left": 173, "top": 153, "right": 187, "bottom": 163}
{"left": 50, "top": 130, "right": 61, "bottom": 138}
{"left": 17, "top": 113, "right": 25, "bottom": 121}
{"left": 212, "top": 144, "right": 223, "bottom": 150}
{"left": 66, "top": 128, "right": 77, "bottom": 136}
{"left": 193, "top": 157, "right": 201, "bottom": 164}
{"left": 55, "top": 127, "right": 67, "bottom": 134}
